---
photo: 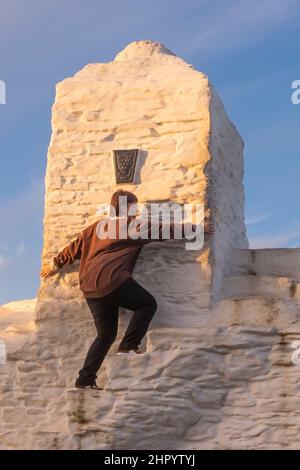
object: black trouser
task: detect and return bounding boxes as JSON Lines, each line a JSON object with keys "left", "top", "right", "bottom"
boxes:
{"left": 75, "top": 277, "right": 157, "bottom": 386}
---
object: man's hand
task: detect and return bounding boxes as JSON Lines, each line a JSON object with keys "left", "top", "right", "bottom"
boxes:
{"left": 204, "top": 219, "right": 214, "bottom": 235}
{"left": 40, "top": 262, "right": 56, "bottom": 278}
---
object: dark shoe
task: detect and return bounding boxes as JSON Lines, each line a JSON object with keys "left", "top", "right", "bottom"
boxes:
{"left": 117, "top": 347, "right": 144, "bottom": 356}
{"left": 74, "top": 383, "right": 103, "bottom": 391}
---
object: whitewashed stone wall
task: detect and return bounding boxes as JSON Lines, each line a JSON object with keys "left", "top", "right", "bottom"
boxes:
{"left": 2, "top": 41, "right": 299, "bottom": 450}
{"left": 208, "top": 87, "right": 248, "bottom": 300}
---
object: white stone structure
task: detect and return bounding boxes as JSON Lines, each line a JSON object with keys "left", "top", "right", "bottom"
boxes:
{"left": 1, "top": 41, "right": 300, "bottom": 450}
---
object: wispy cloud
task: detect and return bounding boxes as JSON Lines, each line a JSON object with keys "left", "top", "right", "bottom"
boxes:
{"left": 0, "top": 181, "right": 43, "bottom": 303}
{"left": 247, "top": 213, "right": 300, "bottom": 248}
{"left": 16, "top": 243, "right": 26, "bottom": 257}
{"left": 188, "top": 0, "right": 300, "bottom": 54}
{"left": 246, "top": 213, "right": 270, "bottom": 226}
{"left": 0, "top": 243, "right": 27, "bottom": 273}
{"left": 0, "top": 177, "right": 43, "bottom": 297}
{"left": 249, "top": 229, "right": 300, "bottom": 248}
{"left": 0, "top": 255, "right": 11, "bottom": 271}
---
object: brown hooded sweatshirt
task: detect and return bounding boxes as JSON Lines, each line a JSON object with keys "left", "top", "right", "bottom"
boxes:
{"left": 52, "top": 217, "right": 192, "bottom": 298}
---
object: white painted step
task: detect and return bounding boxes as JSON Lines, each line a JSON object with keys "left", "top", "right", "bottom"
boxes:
{"left": 222, "top": 275, "right": 300, "bottom": 301}
{"left": 226, "top": 248, "right": 300, "bottom": 279}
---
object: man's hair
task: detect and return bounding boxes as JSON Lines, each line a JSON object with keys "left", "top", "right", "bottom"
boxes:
{"left": 110, "top": 189, "right": 138, "bottom": 216}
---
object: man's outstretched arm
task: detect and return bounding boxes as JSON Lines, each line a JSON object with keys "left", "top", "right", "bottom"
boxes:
{"left": 161, "top": 219, "right": 214, "bottom": 240}
{"left": 135, "top": 218, "right": 214, "bottom": 243}
{"left": 40, "top": 234, "right": 83, "bottom": 278}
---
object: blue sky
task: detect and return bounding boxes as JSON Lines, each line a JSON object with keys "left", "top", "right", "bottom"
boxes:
{"left": 0, "top": 0, "right": 300, "bottom": 304}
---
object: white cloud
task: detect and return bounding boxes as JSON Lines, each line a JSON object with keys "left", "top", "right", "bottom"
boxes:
{"left": 15, "top": 243, "right": 26, "bottom": 257}
{"left": 0, "top": 255, "right": 11, "bottom": 271}
{"left": 0, "top": 177, "right": 43, "bottom": 280}
{"left": 246, "top": 213, "right": 270, "bottom": 226}
{"left": 249, "top": 229, "right": 300, "bottom": 248}
{"left": 187, "top": 0, "right": 300, "bottom": 54}
{"left": 0, "top": 243, "right": 27, "bottom": 272}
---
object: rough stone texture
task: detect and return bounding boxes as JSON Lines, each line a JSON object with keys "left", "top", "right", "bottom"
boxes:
{"left": 1, "top": 41, "right": 299, "bottom": 450}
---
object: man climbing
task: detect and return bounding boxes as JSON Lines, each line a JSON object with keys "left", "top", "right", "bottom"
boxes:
{"left": 41, "top": 189, "right": 214, "bottom": 390}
